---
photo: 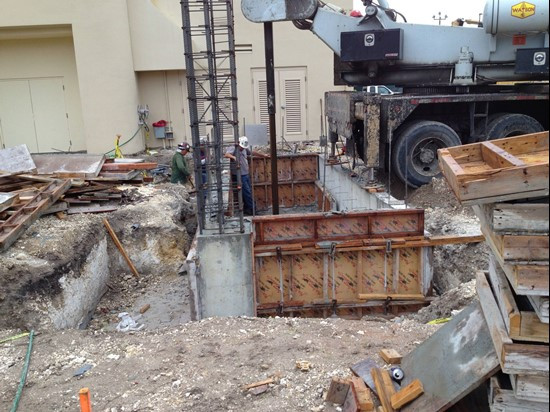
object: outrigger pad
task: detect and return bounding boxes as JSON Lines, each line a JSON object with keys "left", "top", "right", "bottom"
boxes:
{"left": 241, "top": 0, "right": 317, "bottom": 23}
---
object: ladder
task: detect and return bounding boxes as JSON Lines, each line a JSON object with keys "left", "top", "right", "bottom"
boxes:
{"left": 181, "top": 0, "right": 244, "bottom": 234}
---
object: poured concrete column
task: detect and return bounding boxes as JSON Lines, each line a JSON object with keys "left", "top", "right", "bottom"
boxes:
{"left": 192, "top": 230, "right": 254, "bottom": 319}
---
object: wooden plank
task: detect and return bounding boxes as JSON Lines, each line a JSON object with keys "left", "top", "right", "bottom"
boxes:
{"left": 401, "top": 302, "right": 500, "bottom": 412}
{"left": 487, "top": 262, "right": 549, "bottom": 343}
{"left": 0, "top": 144, "right": 37, "bottom": 174}
{"left": 511, "top": 374, "right": 549, "bottom": 403}
{"left": 33, "top": 153, "right": 105, "bottom": 179}
{"left": 489, "top": 376, "right": 548, "bottom": 412}
{"left": 477, "top": 212, "right": 549, "bottom": 262}
{"left": 103, "top": 218, "right": 140, "bottom": 278}
{"left": 0, "top": 179, "right": 71, "bottom": 251}
{"left": 343, "top": 382, "right": 360, "bottom": 412}
{"left": 483, "top": 203, "right": 549, "bottom": 235}
{"left": 350, "top": 359, "right": 379, "bottom": 397}
{"left": 371, "top": 368, "right": 396, "bottom": 412}
{"left": 241, "top": 378, "right": 275, "bottom": 391}
{"left": 351, "top": 376, "right": 374, "bottom": 411}
{"left": 358, "top": 294, "right": 425, "bottom": 301}
{"left": 484, "top": 232, "right": 549, "bottom": 297}
{"left": 326, "top": 377, "right": 350, "bottom": 405}
{"left": 528, "top": 295, "right": 549, "bottom": 324}
{"left": 476, "top": 271, "right": 549, "bottom": 376}
{"left": 67, "top": 205, "right": 119, "bottom": 214}
{"left": 481, "top": 141, "right": 526, "bottom": 168}
{"left": 390, "top": 379, "right": 424, "bottom": 410}
{"left": 101, "top": 162, "right": 157, "bottom": 171}
{"left": 379, "top": 349, "right": 402, "bottom": 365}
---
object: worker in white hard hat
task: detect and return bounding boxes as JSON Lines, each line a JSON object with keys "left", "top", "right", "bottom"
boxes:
{"left": 224, "top": 136, "right": 258, "bottom": 215}
{"left": 171, "top": 142, "right": 191, "bottom": 184}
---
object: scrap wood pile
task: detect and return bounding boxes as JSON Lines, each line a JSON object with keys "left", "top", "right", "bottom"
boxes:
{"left": 439, "top": 131, "right": 549, "bottom": 410}
{"left": 325, "top": 349, "right": 426, "bottom": 412}
{"left": 0, "top": 144, "right": 158, "bottom": 251}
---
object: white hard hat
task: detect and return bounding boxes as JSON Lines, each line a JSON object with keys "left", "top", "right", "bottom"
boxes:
{"left": 239, "top": 136, "right": 250, "bottom": 149}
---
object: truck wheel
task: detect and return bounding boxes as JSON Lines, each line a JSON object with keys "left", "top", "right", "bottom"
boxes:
{"left": 392, "top": 121, "right": 461, "bottom": 188}
{"left": 482, "top": 113, "right": 544, "bottom": 141}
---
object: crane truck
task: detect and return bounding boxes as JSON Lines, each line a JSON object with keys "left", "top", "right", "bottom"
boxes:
{"left": 242, "top": 0, "right": 549, "bottom": 188}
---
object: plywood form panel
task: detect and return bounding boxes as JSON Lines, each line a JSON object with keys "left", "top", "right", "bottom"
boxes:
{"left": 333, "top": 252, "right": 359, "bottom": 302}
{"left": 291, "top": 254, "right": 324, "bottom": 303}
{"left": 253, "top": 210, "right": 425, "bottom": 245}
{"left": 292, "top": 155, "right": 318, "bottom": 181}
{"left": 397, "top": 248, "right": 421, "bottom": 295}
{"left": 255, "top": 256, "right": 291, "bottom": 305}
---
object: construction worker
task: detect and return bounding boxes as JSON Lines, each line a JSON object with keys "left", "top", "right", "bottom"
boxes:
{"left": 224, "top": 136, "right": 256, "bottom": 215}
{"left": 171, "top": 142, "right": 191, "bottom": 184}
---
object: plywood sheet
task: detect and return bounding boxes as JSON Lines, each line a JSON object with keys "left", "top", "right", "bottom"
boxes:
{"left": 33, "top": 154, "right": 106, "bottom": 178}
{"left": 401, "top": 302, "right": 500, "bottom": 412}
{"left": 0, "top": 144, "right": 36, "bottom": 174}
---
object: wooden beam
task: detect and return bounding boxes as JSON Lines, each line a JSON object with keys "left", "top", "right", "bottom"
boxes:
{"left": 379, "top": 349, "right": 402, "bottom": 365}
{"left": 391, "top": 379, "right": 424, "bottom": 410}
{"left": 371, "top": 368, "right": 396, "bottom": 412}
{"left": 481, "top": 141, "right": 526, "bottom": 168}
{"left": 480, "top": 203, "right": 549, "bottom": 235}
{"left": 101, "top": 162, "right": 157, "bottom": 171}
{"left": 359, "top": 294, "right": 425, "bottom": 301}
{"left": 351, "top": 376, "right": 374, "bottom": 411}
{"left": 103, "top": 218, "right": 140, "bottom": 278}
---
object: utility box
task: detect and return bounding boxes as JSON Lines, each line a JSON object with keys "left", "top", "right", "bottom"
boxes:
{"left": 153, "top": 126, "right": 166, "bottom": 139}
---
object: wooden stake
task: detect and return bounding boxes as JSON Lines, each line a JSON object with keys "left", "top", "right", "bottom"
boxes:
{"left": 371, "top": 368, "right": 396, "bottom": 412}
{"left": 103, "top": 218, "right": 140, "bottom": 278}
{"left": 379, "top": 349, "right": 403, "bottom": 365}
{"left": 79, "top": 388, "right": 92, "bottom": 412}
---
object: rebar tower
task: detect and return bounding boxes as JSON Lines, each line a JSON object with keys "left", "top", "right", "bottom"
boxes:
{"left": 181, "top": 0, "right": 244, "bottom": 234}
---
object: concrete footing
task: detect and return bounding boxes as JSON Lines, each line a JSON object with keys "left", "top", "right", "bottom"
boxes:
{"left": 188, "top": 227, "right": 255, "bottom": 320}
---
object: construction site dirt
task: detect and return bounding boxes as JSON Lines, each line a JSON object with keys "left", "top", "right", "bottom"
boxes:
{"left": 0, "top": 151, "right": 489, "bottom": 411}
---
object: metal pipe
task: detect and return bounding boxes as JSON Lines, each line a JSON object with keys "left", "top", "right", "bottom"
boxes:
{"left": 264, "top": 22, "right": 279, "bottom": 215}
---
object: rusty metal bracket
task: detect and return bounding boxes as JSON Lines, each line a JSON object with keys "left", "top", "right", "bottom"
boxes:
{"left": 383, "top": 296, "right": 393, "bottom": 315}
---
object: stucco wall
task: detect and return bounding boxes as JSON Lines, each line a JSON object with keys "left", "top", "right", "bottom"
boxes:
{"left": 0, "top": 35, "right": 86, "bottom": 151}
{"left": 0, "top": 0, "right": 141, "bottom": 154}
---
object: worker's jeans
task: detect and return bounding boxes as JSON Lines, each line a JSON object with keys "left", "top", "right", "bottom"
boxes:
{"left": 232, "top": 174, "right": 255, "bottom": 215}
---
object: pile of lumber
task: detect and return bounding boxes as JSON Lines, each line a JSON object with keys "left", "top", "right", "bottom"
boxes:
{"left": 439, "top": 132, "right": 549, "bottom": 410}
{"left": 325, "top": 349, "right": 425, "bottom": 411}
{"left": 0, "top": 146, "right": 158, "bottom": 251}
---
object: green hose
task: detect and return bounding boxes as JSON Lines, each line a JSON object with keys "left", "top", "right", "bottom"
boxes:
{"left": 104, "top": 125, "right": 144, "bottom": 156}
{"left": 10, "top": 330, "right": 34, "bottom": 412}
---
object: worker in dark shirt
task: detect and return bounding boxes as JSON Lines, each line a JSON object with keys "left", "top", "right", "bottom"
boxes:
{"left": 171, "top": 142, "right": 191, "bottom": 184}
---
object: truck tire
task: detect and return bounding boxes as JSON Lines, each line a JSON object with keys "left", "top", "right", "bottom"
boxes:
{"left": 392, "top": 120, "right": 461, "bottom": 188}
{"left": 482, "top": 113, "right": 543, "bottom": 141}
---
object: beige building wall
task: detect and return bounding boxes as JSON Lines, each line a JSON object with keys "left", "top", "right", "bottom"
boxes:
{"left": 0, "top": 0, "right": 140, "bottom": 154}
{"left": 0, "top": 33, "right": 85, "bottom": 151}
{"left": 0, "top": 0, "right": 353, "bottom": 153}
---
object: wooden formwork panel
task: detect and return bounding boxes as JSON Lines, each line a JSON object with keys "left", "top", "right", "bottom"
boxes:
{"left": 255, "top": 247, "right": 425, "bottom": 311}
{"left": 253, "top": 209, "right": 424, "bottom": 245}
{"left": 251, "top": 154, "right": 319, "bottom": 185}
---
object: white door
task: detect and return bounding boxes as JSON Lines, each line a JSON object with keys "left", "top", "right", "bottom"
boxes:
{"left": 252, "top": 67, "right": 308, "bottom": 141}
{"left": 0, "top": 80, "right": 38, "bottom": 152}
{"left": 30, "top": 78, "right": 71, "bottom": 152}
{"left": 0, "top": 77, "right": 70, "bottom": 152}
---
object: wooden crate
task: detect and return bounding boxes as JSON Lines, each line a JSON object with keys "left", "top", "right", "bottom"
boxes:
{"left": 489, "top": 376, "right": 548, "bottom": 412}
{"left": 476, "top": 271, "right": 549, "bottom": 376}
{"left": 486, "top": 262, "right": 548, "bottom": 343}
{"left": 510, "top": 374, "right": 549, "bottom": 403}
{"left": 474, "top": 204, "right": 549, "bottom": 263}
{"left": 477, "top": 202, "right": 549, "bottom": 235}
{"left": 439, "top": 132, "right": 549, "bottom": 205}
